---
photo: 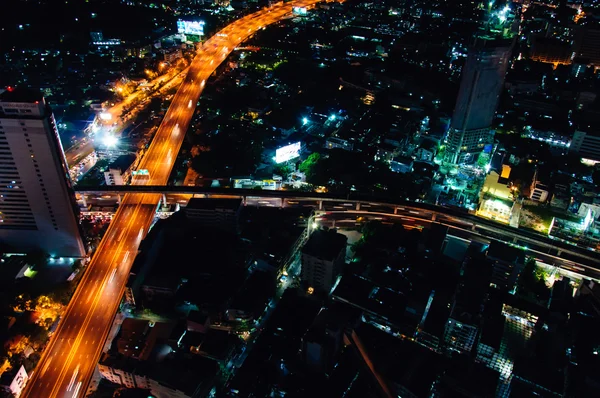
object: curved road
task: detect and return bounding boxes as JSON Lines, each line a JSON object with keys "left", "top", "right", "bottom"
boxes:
{"left": 23, "top": 1, "right": 327, "bottom": 396}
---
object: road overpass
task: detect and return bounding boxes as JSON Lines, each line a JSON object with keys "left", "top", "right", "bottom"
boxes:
{"left": 74, "top": 185, "right": 600, "bottom": 274}
{"left": 24, "top": 2, "right": 332, "bottom": 397}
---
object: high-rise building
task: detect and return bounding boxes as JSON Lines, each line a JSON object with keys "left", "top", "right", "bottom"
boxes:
{"left": 445, "top": 6, "right": 515, "bottom": 164}
{"left": 0, "top": 89, "right": 85, "bottom": 257}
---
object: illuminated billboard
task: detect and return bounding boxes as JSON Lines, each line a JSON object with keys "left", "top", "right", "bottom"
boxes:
{"left": 177, "top": 20, "right": 205, "bottom": 36}
{"left": 293, "top": 7, "right": 308, "bottom": 15}
{"left": 275, "top": 142, "right": 301, "bottom": 164}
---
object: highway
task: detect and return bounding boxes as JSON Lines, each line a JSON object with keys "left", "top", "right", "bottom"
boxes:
{"left": 76, "top": 187, "right": 600, "bottom": 271}
{"left": 24, "top": 1, "right": 327, "bottom": 396}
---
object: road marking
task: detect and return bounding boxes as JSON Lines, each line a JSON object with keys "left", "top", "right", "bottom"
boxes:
{"left": 40, "top": 356, "right": 53, "bottom": 377}
{"left": 117, "top": 228, "right": 126, "bottom": 242}
{"left": 109, "top": 268, "right": 117, "bottom": 283}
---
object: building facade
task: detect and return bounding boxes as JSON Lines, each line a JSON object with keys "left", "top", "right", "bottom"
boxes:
{"left": 570, "top": 130, "right": 600, "bottom": 162}
{"left": 0, "top": 89, "right": 85, "bottom": 257}
{"left": 300, "top": 229, "right": 347, "bottom": 294}
{"left": 445, "top": 34, "right": 513, "bottom": 164}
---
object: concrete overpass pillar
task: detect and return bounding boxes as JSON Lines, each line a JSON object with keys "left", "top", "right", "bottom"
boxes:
{"left": 318, "top": 200, "right": 323, "bottom": 210}
{"left": 280, "top": 198, "right": 284, "bottom": 208}
{"left": 243, "top": 196, "right": 247, "bottom": 206}
{"left": 431, "top": 213, "right": 436, "bottom": 222}
{"left": 394, "top": 207, "right": 398, "bottom": 215}
{"left": 356, "top": 202, "right": 361, "bottom": 211}
{"left": 332, "top": 219, "right": 336, "bottom": 228}
{"left": 80, "top": 195, "right": 87, "bottom": 208}
{"left": 513, "top": 237, "right": 518, "bottom": 243}
{"left": 117, "top": 194, "right": 122, "bottom": 205}
{"left": 471, "top": 224, "right": 476, "bottom": 231}
{"left": 162, "top": 194, "right": 167, "bottom": 208}
{"left": 557, "top": 250, "right": 562, "bottom": 256}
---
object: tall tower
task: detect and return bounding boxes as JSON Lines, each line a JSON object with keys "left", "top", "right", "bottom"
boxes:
{"left": 0, "top": 89, "right": 85, "bottom": 257}
{"left": 445, "top": 5, "right": 516, "bottom": 165}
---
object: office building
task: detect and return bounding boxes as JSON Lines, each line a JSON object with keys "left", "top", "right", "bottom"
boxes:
{"left": 0, "top": 89, "right": 85, "bottom": 257}
{"left": 104, "top": 154, "right": 137, "bottom": 186}
{"left": 445, "top": 8, "right": 515, "bottom": 164}
{"left": 301, "top": 229, "right": 347, "bottom": 294}
{"left": 570, "top": 130, "right": 600, "bottom": 162}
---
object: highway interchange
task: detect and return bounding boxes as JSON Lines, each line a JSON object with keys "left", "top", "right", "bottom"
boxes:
{"left": 23, "top": 1, "right": 328, "bottom": 396}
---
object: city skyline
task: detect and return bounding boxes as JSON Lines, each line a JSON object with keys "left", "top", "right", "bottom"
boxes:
{"left": 1, "top": 1, "right": 600, "bottom": 397}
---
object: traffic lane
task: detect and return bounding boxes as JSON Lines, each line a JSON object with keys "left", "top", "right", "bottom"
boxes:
{"left": 65, "top": 141, "right": 94, "bottom": 168}
{"left": 284, "top": 199, "right": 321, "bottom": 209}
{"left": 24, "top": 202, "right": 137, "bottom": 396}
{"left": 52, "top": 198, "right": 152, "bottom": 397}
{"left": 25, "top": 198, "right": 146, "bottom": 397}
{"left": 246, "top": 197, "right": 282, "bottom": 207}
{"left": 55, "top": 203, "right": 155, "bottom": 398}
{"left": 316, "top": 212, "right": 432, "bottom": 229}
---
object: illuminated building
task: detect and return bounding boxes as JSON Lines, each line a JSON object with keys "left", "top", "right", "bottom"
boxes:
{"left": 0, "top": 89, "right": 85, "bottom": 257}
{"left": 529, "top": 170, "right": 549, "bottom": 203}
{"left": 445, "top": 5, "right": 516, "bottom": 164}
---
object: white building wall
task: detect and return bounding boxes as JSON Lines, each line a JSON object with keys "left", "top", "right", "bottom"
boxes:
{"left": 0, "top": 97, "right": 84, "bottom": 256}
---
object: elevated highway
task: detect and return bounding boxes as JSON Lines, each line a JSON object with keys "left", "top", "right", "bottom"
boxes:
{"left": 74, "top": 185, "right": 600, "bottom": 276}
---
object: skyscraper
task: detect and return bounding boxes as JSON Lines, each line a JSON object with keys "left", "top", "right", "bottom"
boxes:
{"left": 0, "top": 89, "right": 85, "bottom": 257}
{"left": 445, "top": 6, "right": 515, "bottom": 164}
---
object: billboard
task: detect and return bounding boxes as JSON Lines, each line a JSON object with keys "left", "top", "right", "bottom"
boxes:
{"left": 293, "top": 7, "right": 308, "bottom": 15}
{"left": 177, "top": 20, "right": 205, "bottom": 36}
{"left": 275, "top": 142, "right": 301, "bottom": 164}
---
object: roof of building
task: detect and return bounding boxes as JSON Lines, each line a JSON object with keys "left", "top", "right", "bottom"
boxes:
{"left": 419, "top": 138, "right": 437, "bottom": 151}
{"left": 479, "top": 314, "right": 505, "bottom": 350}
{"left": 0, "top": 88, "right": 44, "bottom": 103}
{"left": 439, "top": 354, "right": 500, "bottom": 397}
{"left": 186, "top": 197, "right": 243, "bottom": 211}
{"left": 391, "top": 155, "right": 414, "bottom": 165}
{"left": 302, "top": 229, "right": 347, "bottom": 261}
{"left": 487, "top": 241, "right": 526, "bottom": 265}
{"left": 332, "top": 274, "right": 407, "bottom": 327}
{"left": 188, "top": 310, "right": 209, "bottom": 326}
{"left": 108, "top": 154, "right": 137, "bottom": 172}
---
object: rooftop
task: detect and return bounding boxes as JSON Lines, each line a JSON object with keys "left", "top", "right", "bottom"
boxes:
{"left": 0, "top": 88, "right": 44, "bottom": 103}
{"left": 108, "top": 154, "right": 137, "bottom": 172}
{"left": 487, "top": 241, "right": 526, "bottom": 265}
{"left": 302, "top": 229, "right": 347, "bottom": 261}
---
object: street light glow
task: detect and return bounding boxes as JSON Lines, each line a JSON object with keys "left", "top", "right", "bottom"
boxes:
{"left": 303, "top": 117, "right": 309, "bottom": 125}
{"left": 99, "top": 112, "right": 112, "bottom": 121}
{"left": 103, "top": 135, "right": 118, "bottom": 147}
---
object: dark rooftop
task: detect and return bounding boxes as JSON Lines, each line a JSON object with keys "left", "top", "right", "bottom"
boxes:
{"left": 302, "top": 229, "right": 347, "bottom": 261}
{"left": 0, "top": 88, "right": 44, "bottom": 103}
{"left": 108, "top": 154, "right": 137, "bottom": 172}
{"left": 487, "top": 241, "right": 526, "bottom": 265}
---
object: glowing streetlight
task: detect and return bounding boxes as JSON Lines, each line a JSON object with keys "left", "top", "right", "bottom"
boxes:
{"left": 302, "top": 117, "right": 309, "bottom": 125}
{"left": 103, "top": 135, "right": 118, "bottom": 147}
{"left": 99, "top": 112, "right": 112, "bottom": 121}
